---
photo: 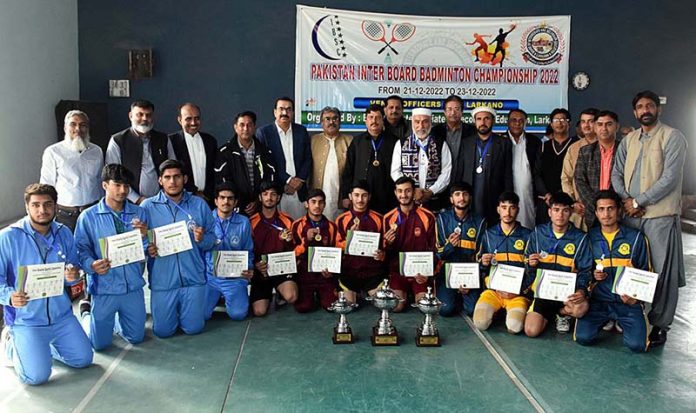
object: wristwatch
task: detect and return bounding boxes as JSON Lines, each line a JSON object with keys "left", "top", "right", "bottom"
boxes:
{"left": 632, "top": 199, "right": 639, "bottom": 209}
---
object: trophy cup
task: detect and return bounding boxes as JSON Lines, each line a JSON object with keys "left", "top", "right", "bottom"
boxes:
{"left": 366, "top": 279, "right": 401, "bottom": 346}
{"left": 327, "top": 291, "right": 358, "bottom": 344}
{"left": 412, "top": 286, "right": 443, "bottom": 347}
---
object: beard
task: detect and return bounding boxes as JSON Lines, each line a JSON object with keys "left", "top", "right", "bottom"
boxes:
{"left": 477, "top": 125, "right": 492, "bottom": 135}
{"left": 64, "top": 133, "right": 89, "bottom": 152}
{"left": 132, "top": 122, "right": 153, "bottom": 134}
{"left": 638, "top": 113, "right": 657, "bottom": 126}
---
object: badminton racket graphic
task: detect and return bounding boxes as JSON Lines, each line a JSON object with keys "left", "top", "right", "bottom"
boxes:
{"left": 361, "top": 20, "right": 399, "bottom": 55}
{"left": 378, "top": 23, "right": 416, "bottom": 54}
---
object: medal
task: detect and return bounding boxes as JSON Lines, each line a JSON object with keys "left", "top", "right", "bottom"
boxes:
{"left": 353, "top": 217, "right": 360, "bottom": 227}
{"left": 491, "top": 257, "right": 498, "bottom": 266}
{"left": 453, "top": 227, "right": 462, "bottom": 235}
{"left": 596, "top": 254, "right": 605, "bottom": 272}
{"left": 539, "top": 251, "right": 549, "bottom": 259}
{"left": 315, "top": 234, "right": 322, "bottom": 242}
{"left": 372, "top": 159, "right": 380, "bottom": 167}
{"left": 476, "top": 165, "right": 483, "bottom": 174}
{"left": 390, "top": 223, "right": 398, "bottom": 231}
{"left": 215, "top": 239, "right": 222, "bottom": 245}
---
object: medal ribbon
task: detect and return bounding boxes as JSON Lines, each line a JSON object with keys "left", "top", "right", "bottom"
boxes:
{"left": 476, "top": 138, "right": 493, "bottom": 168}
{"left": 370, "top": 136, "right": 384, "bottom": 162}
{"left": 168, "top": 198, "right": 193, "bottom": 221}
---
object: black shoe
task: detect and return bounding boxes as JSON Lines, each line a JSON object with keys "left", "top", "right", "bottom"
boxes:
{"left": 649, "top": 327, "right": 667, "bottom": 348}
{"left": 79, "top": 299, "right": 91, "bottom": 317}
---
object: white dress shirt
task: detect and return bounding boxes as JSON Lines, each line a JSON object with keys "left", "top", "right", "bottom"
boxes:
{"left": 40, "top": 140, "right": 104, "bottom": 206}
{"left": 390, "top": 136, "right": 452, "bottom": 195}
{"left": 509, "top": 132, "right": 535, "bottom": 228}
{"left": 321, "top": 136, "right": 340, "bottom": 220}
{"left": 184, "top": 132, "right": 206, "bottom": 191}
{"left": 275, "top": 123, "right": 304, "bottom": 219}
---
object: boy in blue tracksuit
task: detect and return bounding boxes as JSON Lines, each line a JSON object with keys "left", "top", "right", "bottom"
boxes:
{"left": 575, "top": 190, "right": 652, "bottom": 352}
{"left": 74, "top": 164, "right": 149, "bottom": 350}
{"left": 435, "top": 182, "right": 486, "bottom": 316}
{"left": 0, "top": 184, "right": 92, "bottom": 385}
{"left": 205, "top": 183, "right": 254, "bottom": 320}
{"left": 524, "top": 192, "right": 593, "bottom": 337}
{"left": 141, "top": 160, "right": 216, "bottom": 338}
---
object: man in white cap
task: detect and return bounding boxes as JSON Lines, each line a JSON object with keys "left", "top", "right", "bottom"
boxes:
{"left": 458, "top": 106, "right": 513, "bottom": 224}
{"left": 390, "top": 107, "right": 452, "bottom": 211}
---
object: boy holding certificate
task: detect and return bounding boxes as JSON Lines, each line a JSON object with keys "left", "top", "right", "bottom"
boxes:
{"left": 0, "top": 184, "right": 92, "bottom": 385}
{"left": 473, "top": 192, "right": 532, "bottom": 334}
{"left": 335, "top": 181, "right": 386, "bottom": 303}
{"left": 383, "top": 177, "right": 436, "bottom": 312}
{"left": 574, "top": 190, "right": 652, "bottom": 352}
{"left": 249, "top": 181, "right": 298, "bottom": 316}
{"left": 435, "top": 181, "right": 486, "bottom": 316}
{"left": 204, "top": 183, "right": 254, "bottom": 320}
{"left": 142, "top": 160, "right": 216, "bottom": 338}
{"left": 74, "top": 165, "right": 149, "bottom": 350}
{"left": 524, "top": 192, "right": 592, "bottom": 336}
{"left": 292, "top": 189, "right": 339, "bottom": 312}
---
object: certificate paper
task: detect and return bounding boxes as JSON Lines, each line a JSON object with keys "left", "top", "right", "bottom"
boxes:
{"left": 308, "top": 247, "right": 342, "bottom": 273}
{"left": 264, "top": 251, "right": 297, "bottom": 276}
{"left": 213, "top": 250, "right": 249, "bottom": 278}
{"left": 17, "top": 262, "right": 64, "bottom": 301}
{"left": 444, "top": 263, "right": 479, "bottom": 289}
{"left": 99, "top": 229, "right": 145, "bottom": 268}
{"left": 148, "top": 221, "right": 193, "bottom": 257}
{"left": 345, "top": 230, "right": 380, "bottom": 257}
{"left": 489, "top": 264, "right": 525, "bottom": 295}
{"left": 534, "top": 269, "right": 576, "bottom": 302}
{"left": 399, "top": 252, "right": 434, "bottom": 277}
{"left": 612, "top": 266, "right": 659, "bottom": 303}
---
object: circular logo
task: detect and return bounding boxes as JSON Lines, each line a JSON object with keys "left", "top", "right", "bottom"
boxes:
{"left": 467, "top": 228, "right": 477, "bottom": 238}
{"left": 563, "top": 243, "right": 576, "bottom": 255}
{"left": 231, "top": 236, "right": 240, "bottom": 246}
{"left": 414, "top": 227, "right": 422, "bottom": 237}
{"left": 514, "top": 240, "right": 525, "bottom": 251}
{"left": 618, "top": 243, "right": 631, "bottom": 255}
{"left": 521, "top": 24, "right": 564, "bottom": 66}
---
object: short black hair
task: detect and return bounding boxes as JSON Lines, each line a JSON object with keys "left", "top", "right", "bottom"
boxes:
{"left": 234, "top": 111, "right": 257, "bottom": 125}
{"left": 443, "top": 95, "right": 463, "bottom": 109}
{"left": 596, "top": 110, "right": 619, "bottom": 123}
{"left": 632, "top": 90, "right": 660, "bottom": 109}
{"left": 498, "top": 191, "right": 520, "bottom": 206}
{"left": 306, "top": 188, "right": 326, "bottom": 201}
{"left": 549, "top": 191, "right": 574, "bottom": 208}
{"left": 593, "top": 189, "right": 621, "bottom": 209}
{"left": 131, "top": 100, "right": 155, "bottom": 111}
{"left": 350, "top": 180, "right": 371, "bottom": 193}
{"left": 579, "top": 107, "right": 600, "bottom": 120}
{"left": 177, "top": 102, "right": 200, "bottom": 115}
{"left": 394, "top": 176, "right": 416, "bottom": 188}
{"left": 275, "top": 96, "right": 295, "bottom": 109}
{"left": 258, "top": 180, "right": 281, "bottom": 196}
{"left": 385, "top": 95, "right": 404, "bottom": 106}
{"left": 214, "top": 182, "right": 237, "bottom": 198}
{"left": 158, "top": 159, "right": 185, "bottom": 176}
{"left": 102, "top": 163, "right": 134, "bottom": 185}
{"left": 508, "top": 108, "right": 527, "bottom": 118}
{"left": 365, "top": 103, "right": 385, "bottom": 117}
{"left": 550, "top": 108, "right": 571, "bottom": 121}
{"left": 449, "top": 181, "right": 473, "bottom": 196}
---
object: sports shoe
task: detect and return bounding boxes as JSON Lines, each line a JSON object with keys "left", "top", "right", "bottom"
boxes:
{"left": 615, "top": 321, "right": 623, "bottom": 333}
{"left": 602, "top": 320, "right": 615, "bottom": 331}
{"left": 79, "top": 299, "right": 92, "bottom": 317}
{"left": 0, "top": 326, "right": 13, "bottom": 367}
{"left": 555, "top": 315, "right": 571, "bottom": 333}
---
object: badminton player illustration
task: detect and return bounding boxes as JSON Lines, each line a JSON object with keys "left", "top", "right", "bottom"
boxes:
{"left": 492, "top": 24, "right": 516, "bottom": 67}
{"left": 362, "top": 20, "right": 416, "bottom": 55}
{"left": 465, "top": 33, "right": 492, "bottom": 62}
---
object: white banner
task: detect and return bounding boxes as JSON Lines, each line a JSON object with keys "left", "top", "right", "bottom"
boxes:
{"left": 296, "top": 5, "right": 570, "bottom": 133}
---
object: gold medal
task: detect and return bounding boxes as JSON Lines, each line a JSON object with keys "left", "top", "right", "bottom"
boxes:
{"left": 390, "top": 223, "right": 398, "bottom": 231}
{"left": 315, "top": 234, "right": 322, "bottom": 242}
{"left": 281, "top": 230, "right": 291, "bottom": 241}
{"left": 372, "top": 159, "right": 380, "bottom": 167}
{"left": 353, "top": 217, "right": 360, "bottom": 227}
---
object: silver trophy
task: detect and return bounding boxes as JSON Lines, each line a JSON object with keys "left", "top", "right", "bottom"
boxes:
{"left": 366, "top": 279, "right": 401, "bottom": 345}
{"left": 412, "top": 286, "right": 443, "bottom": 346}
{"left": 327, "top": 291, "right": 358, "bottom": 344}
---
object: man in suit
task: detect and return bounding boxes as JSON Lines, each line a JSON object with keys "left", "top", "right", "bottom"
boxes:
{"left": 432, "top": 95, "right": 475, "bottom": 184}
{"left": 383, "top": 95, "right": 411, "bottom": 140}
{"left": 168, "top": 103, "right": 218, "bottom": 206}
{"left": 105, "top": 100, "right": 176, "bottom": 205}
{"left": 460, "top": 106, "right": 513, "bottom": 224}
{"left": 256, "top": 97, "right": 312, "bottom": 219}
{"left": 503, "top": 109, "right": 545, "bottom": 229}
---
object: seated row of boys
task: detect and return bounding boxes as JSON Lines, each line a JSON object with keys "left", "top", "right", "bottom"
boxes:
{"left": 0, "top": 159, "right": 651, "bottom": 385}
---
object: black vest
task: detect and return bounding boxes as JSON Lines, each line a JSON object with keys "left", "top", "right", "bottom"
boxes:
{"left": 112, "top": 128, "right": 169, "bottom": 192}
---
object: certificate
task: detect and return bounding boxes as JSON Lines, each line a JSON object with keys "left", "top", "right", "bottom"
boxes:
{"left": 99, "top": 229, "right": 145, "bottom": 268}
{"left": 612, "top": 266, "right": 659, "bottom": 303}
{"left": 213, "top": 250, "right": 249, "bottom": 278}
{"left": 489, "top": 264, "right": 525, "bottom": 295}
{"left": 534, "top": 269, "right": 577, "bottom": 302}
{"left": 148, "top": 221, "right": 193, "bottom": 257}
{"left": 308, "top": 247, "right": 342, "bottom": 273}
{"left": 17, "top": 262, "right": 64, "bottom": 301}
{"left": 444, "top": 263, "right": 479, "bottom": 289}
{"left": 399, "top": 252, "right": 434, "bottom": 277}
{"left": 264, "top": 251, "right": 297, "bottom": 277}
{"left": 345, "top": 230, "right": 380, "bottom": 257}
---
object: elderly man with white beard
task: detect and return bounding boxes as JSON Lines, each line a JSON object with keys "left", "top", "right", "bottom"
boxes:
{"left": 390, "top": 108, "right": 452, "bottom": 212}
{"left": 106, "top": 100, "right": 176, "bottom": 205}
{"left": 40, "top": 110, "right": 104, "bottom": 231}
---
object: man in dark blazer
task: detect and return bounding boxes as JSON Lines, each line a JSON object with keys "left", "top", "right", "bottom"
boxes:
{"left": 168, "top": 103, "right": 218, "bottom": 206}
{"left": 256, "top": 97, "right": 312, "bottom": 219}
{"left": 432, "top": 94, "right": 475, "bottom": 183}
{"left": 575, "top": 110, "right": 621, "bottom": 228}
{"left": 459, "top": 106, "right": 513, "bottom": 224}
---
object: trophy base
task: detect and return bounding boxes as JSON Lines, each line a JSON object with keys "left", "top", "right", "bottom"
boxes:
{"left": 333, "top": 327, "right": 354, "bottom": 344}
{"left": 416, "top": 328, "right": 441, "bottom": 347}
{"left": 371, "top": 326, "right": 399, "bottom": 346}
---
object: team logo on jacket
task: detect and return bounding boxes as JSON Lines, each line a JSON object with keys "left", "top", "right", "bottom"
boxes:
{"left": 414, "top": 227, "right": 422, "bottom": 237}
{"left": 231, "top": 236, "right": 240, "bottom": 246}
{"left": 563, "top": 243, "right": 575, "bottom": 255}
{"left": 467, "top": 228, "right": 476, "bottom": 238}
{"left": 618, "top": 243, "right": 631, "bottom": 255}
{"left": 514, "top": 240, "right": 525, "bottom": 250}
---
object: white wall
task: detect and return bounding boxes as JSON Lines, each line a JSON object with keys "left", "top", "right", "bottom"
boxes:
{"left": 0, "top": 0, "right": 79, "bottom": 223}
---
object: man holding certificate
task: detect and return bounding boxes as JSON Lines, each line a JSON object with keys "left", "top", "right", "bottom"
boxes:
{"left": 74, "top": 165, "right": 149, "bottom": 350}
{"left": 335, "top": 181, "right": 385, "bottom": 303}
{"left": 473, "top": 192, "right": 532, "bottom": 334}
{"left": 524, "top": 192, "right": 592, "bottom": 336}
{"left": 249, "top": 181, "right": 298, "bottom": 316}
{"left": 383, "top": 177, "right": 436, "bottom": 312}
{"left": 435, "top": 181, "right": 486, "bottom": 317}
{"left": 141, "top": 160, "right": 216, "bottom": 338}
{"left": 292, "top": 189, "right": 339, "bottom": 313}
{"left": 204, "top": 183, "right": 254, "bottom": 321}
{"left": 574, "top": 190, "right": 652, "bottom": 352}
{"left": 0, "top": 184, "right": 92, "bottom": 385}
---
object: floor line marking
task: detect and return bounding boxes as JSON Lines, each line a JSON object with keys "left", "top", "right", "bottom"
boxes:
{"left": 220, "top": 319, "right": 252, "bottom": 413}
{"left": 73, "top": 342, "right": 133, "bottom": 413}
{"left": 461, "top": 315, "right": 548, "bottom": 413}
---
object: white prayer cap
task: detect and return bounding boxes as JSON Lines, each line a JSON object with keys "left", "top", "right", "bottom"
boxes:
{"left": 411, "top": 108, "right": 432, "bottom": 117}
{"left": 471, "top": 106, "right": 497, "bottom": 117}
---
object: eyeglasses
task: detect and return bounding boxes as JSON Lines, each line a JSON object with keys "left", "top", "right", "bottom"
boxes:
{"left": 551, "top": 118, "right": 569, "bottom": 123}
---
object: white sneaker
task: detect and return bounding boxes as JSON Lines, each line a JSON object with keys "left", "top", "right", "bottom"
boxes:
{"left": 555, "top": 315, "right": 571, "bottom": 333}
{"left": 602, "top": 320, "right": 615, "bottom": 331}
{"left": 615, "top": 321, "right": 623, "bottom": 333}
{"left": 0, "top": 326, "right": 13, "bottom": 367}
